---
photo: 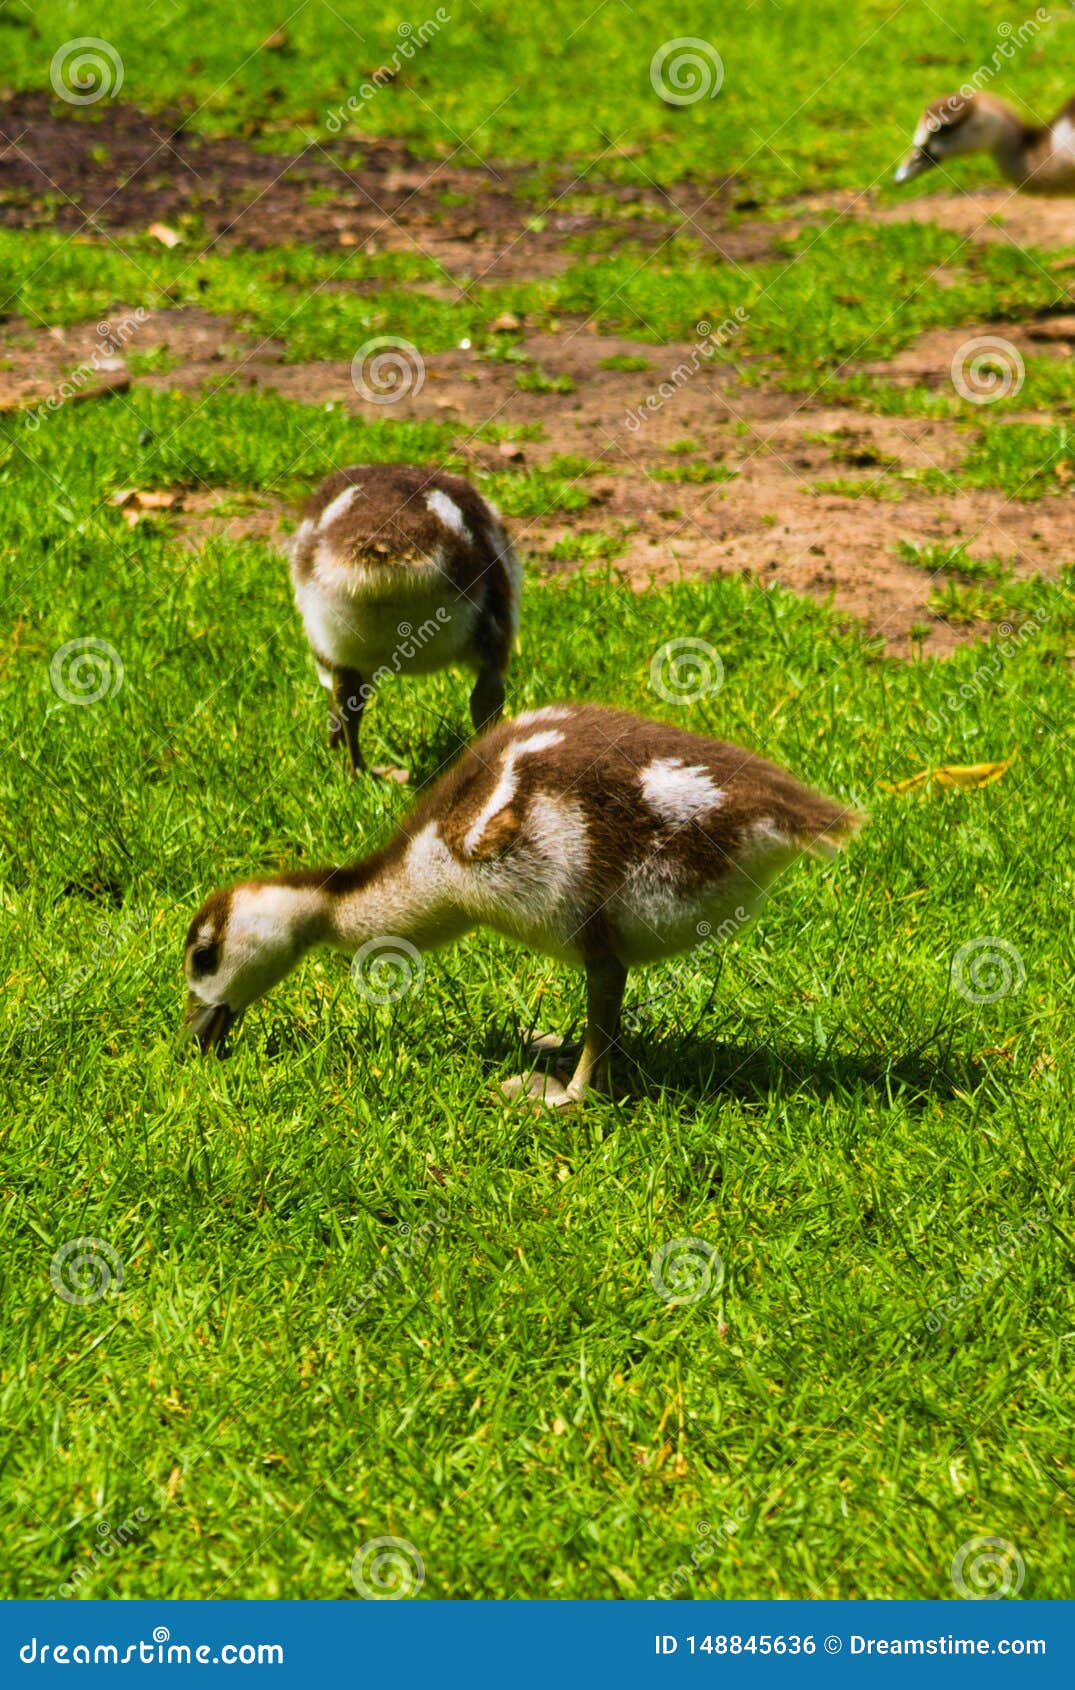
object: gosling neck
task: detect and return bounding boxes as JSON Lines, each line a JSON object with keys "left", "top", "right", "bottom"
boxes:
{"left": 989, "top": 107, "right": 1038, "bottom": 183}
{"left": 274, "top": 836, "right": 459, "bottom": 960}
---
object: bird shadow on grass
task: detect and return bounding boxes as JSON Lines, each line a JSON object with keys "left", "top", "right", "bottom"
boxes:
{"left": 613, "top": 1033, "right": 974, "bottom": 1111}
{"left": 476, "top": 1018, "right": 976, "bottom": 1113}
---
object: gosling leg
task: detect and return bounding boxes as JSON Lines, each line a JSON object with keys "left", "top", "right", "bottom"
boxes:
{"left": 499, "top": 955, "right": 628, "bottom": 1109}
{"left": 331, "top": 667, "right": 367, "bottom": 777}
{"left": 563, "top": 955, "right": 628, "bottom": 1103}
{"left": 469, "top": 663, "right": 506, "bottom": 734}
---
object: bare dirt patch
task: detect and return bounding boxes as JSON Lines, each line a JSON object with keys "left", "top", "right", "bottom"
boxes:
{"left": 81, "top": 309, "right": 1059, "bottom": 657}
{"left": 5, "top": 100, "right": 1073, "bottom": 654}
{"left": 0, "top": 94, "right": 764, "bottom": 280}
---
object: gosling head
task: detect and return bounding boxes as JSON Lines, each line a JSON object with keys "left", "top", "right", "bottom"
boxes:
{"left": 895, "top": 91, "right": 1014, "bottom": 183}
{"left": 182, "top": 883, "right": 321, "bottom": 1053}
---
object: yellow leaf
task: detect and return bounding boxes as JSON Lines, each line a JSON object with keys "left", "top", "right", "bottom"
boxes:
{"left": 879, "top": 752, "right": 1016, "bottom": 794}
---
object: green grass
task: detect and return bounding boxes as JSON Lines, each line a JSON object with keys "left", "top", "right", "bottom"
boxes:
{"left": 4, "top": 0, "right": 1075, "bottom": 1607}
{"left": 10, "top": 1, "right": 1075, "bottom": 200}
{"left": 3, "top": 374, "right": 1075, "bottom": 1598}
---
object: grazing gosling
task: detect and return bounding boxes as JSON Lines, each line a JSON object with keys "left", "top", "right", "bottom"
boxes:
{"left": 286, "top": 463, "right": 521, "bottom": 780}
{"left": 183, "top": 705, "right": 862, "bottom": 1107}
{"left": 896, "top": 90, "right": 1075, "bottom": 193}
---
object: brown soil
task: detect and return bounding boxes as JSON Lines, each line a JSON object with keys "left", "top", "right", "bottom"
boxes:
{"left": 0, "top": 94, "right": 754, "bottom": 280}
{"left": 4, "top": 98, "right": 1073, "bottom": 654}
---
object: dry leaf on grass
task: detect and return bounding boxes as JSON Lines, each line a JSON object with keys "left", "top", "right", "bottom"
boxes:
{"left": 879, "top": 751, "right": 1016, "bottom": 794}
{"left": 108, "top": 488, "right": 182, "bottom": 526}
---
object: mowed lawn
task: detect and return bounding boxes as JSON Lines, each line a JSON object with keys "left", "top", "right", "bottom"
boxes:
{"left": 2, "top": 0, "right": 1074, "bottom": 1601}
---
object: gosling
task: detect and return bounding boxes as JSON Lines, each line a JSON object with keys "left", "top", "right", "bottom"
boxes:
{"left": 182, "top": 705, "right": 862, "bottom": 1107}
{"left": 286, "top": 463, "right": 521, "bottom": 780}
{"left": 895, "top": 89, "right": 1075, "bottom": 194}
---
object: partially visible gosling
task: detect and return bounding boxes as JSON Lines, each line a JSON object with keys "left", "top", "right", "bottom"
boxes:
{"left": 182, "top": 704, "right": 863, "bottom": 1108}
{"left": 286, "top": 463, "right": 521, "bottom": 780}
{"left": 895, "top": 89, "right": 1075, "bottom": 194}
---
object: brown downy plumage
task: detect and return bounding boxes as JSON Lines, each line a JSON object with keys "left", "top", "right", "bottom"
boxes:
{"left": 182, "top": 705, "right": 863, "bottom": 1107}
{"left": 896, "top": 90, "right": 1075, "bottom": 193}
{"left": 285, "top": 463, "right": 521, "bottom": 780}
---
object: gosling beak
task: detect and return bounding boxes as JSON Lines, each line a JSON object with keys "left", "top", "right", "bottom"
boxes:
{"left": 181, "top": 993, "right": 237, "bottom": 1054}
{"left": 894, "top": 145, "right": 936, "bottom": 184}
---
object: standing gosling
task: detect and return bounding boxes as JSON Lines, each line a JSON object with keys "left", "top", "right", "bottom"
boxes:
{"left": 896, "top": 90, "right": 1075, "bottom": 193}
{"left": 182, "top": 705, "right": 862, "bottom": 1107}
{"left": 286, "top": 463, "right": 521, "bottom": 780}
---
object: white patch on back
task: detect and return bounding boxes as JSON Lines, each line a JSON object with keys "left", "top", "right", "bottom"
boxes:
{"left": 460, "top": 791, "right": 591, "bottom": 962}
{"left": 1053, "top": 116, "right": 1075, "bottom": 158}
{"left": 513, "top": 706, "right": 571, "bottom": 728}
{"left": 426, "top": 489, "right": 471, "bottom": 541}
{"left": 640, "top": 757, "right": 724, "bottom": 827}
{"left": 319, "top": 485, "right": 362, "bottom": 528}
{"left": 462, "top": 730, "right": 565, "bottom": 855}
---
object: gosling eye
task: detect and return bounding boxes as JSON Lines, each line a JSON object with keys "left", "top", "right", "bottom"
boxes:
{"left": 190, "top": 944, "right": 218, "bottom": 977}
